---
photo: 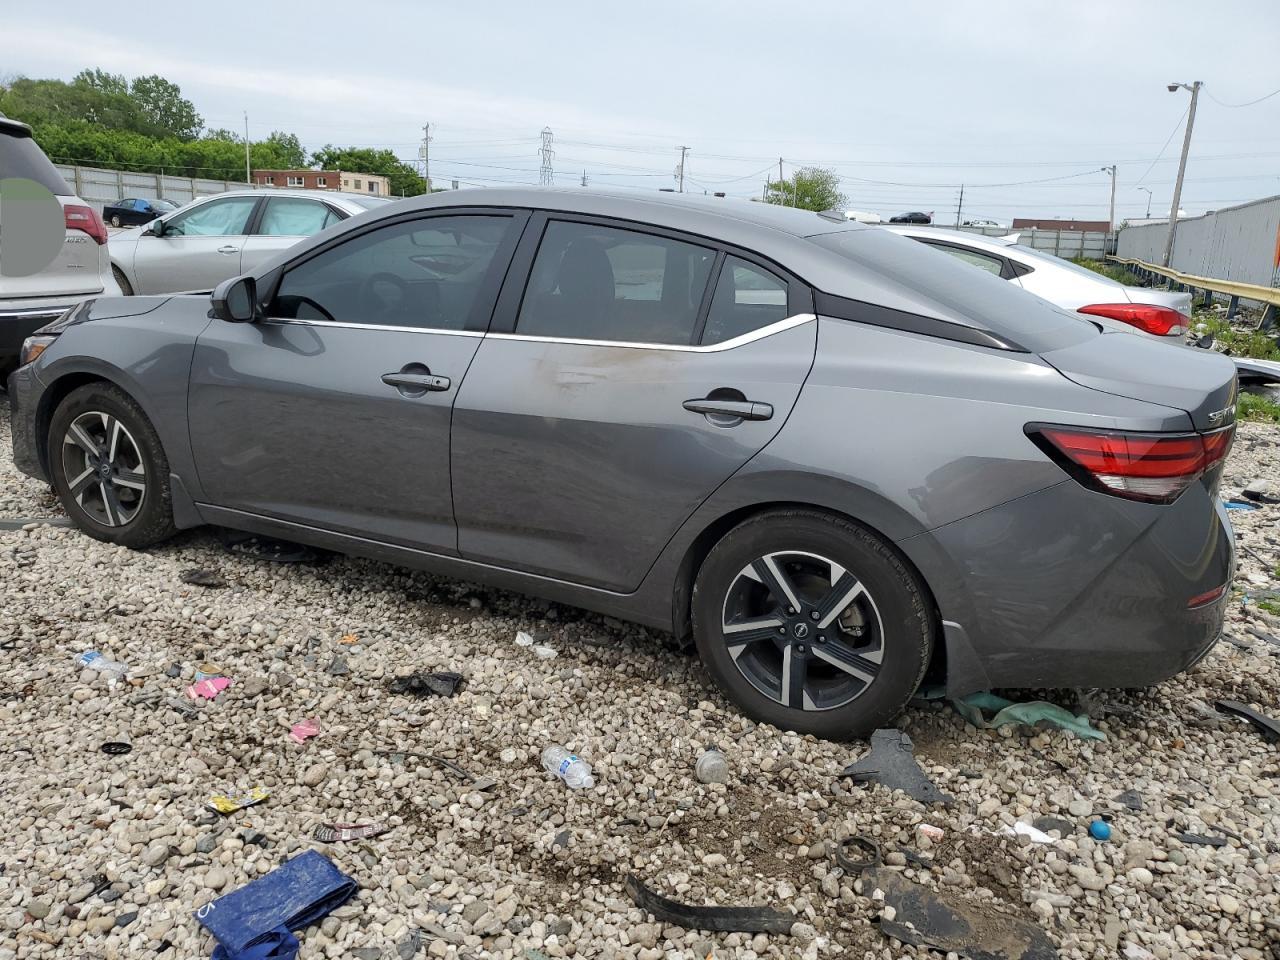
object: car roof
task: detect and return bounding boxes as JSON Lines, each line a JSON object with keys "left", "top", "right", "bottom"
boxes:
{"left": 201, "top": 188, "right": 378, "bottom": 203}
{"left": 884, "top": 224, "right": 1020, "bottom": 249}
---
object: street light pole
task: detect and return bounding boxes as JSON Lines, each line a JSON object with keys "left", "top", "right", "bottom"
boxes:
{"left": 1163, "top": 80, "right": 1202, "bottom": 267}
{"left": 1138, "top": 186, "right": 1153, "bottom": 219}
{"left": 1100, "top": 165, "right": 1117, "bottom": 231}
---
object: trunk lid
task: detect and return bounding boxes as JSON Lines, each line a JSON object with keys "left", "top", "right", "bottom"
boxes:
{"left": 1042, "top": 327, "right": 1238, "bottom": 430}
{"left": 1125, "top": 285, "right": 1193, "bottom": 318}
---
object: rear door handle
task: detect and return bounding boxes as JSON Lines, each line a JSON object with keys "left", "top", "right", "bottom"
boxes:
{"left": 682, "top": 398, "right": 773, "bottom": 421}
{"left": 217, "top": 245, "right": 238, "bottom": 255}
{"left": 381, "top": 372, "right": 451, "bottom": 392}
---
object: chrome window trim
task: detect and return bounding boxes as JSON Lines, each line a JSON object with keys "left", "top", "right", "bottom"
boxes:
{"left": 487, "top": 313, "right": 816, "bottom": 352}
{"left": 259, "top": 317, "right": 483, "bottom": 337}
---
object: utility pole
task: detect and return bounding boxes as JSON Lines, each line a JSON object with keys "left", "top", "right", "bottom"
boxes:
{"left": 1163, "top": 80, "right": 1201, "bottom": 267}
{"left": 243, "top": 112, "right": 250, "bottom": 184}
{"left": 1100, "top": 165, "right": 1117, "bottom": 231}
{"left": 1138, "top": 186, "right": 1153, "bottom": 219}
{"left": 676, "top": 146, "right": 689, "bottom": 193}
{"left": 419, "top": 124, "right": 432, "bottom": 192}
{"left": 581, "top": 170, "right": 588, "bottom": 187}
{"left": 539, "top": 127, "right": 555, "bottom": 186}
{"left": 955, "top": 184, "right": 965, "bottom": 227}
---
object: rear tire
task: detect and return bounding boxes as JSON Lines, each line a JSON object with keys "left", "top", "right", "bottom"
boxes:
{"left": 111, "top": 265, "right": 133, "bottom": 297}
{"left": 109, "top": 214, "right": 121, "bottom": 228}
{"left": 48, "top": 383, "right": 177, "bottom": 548}
{"left": 691, "top": 509, "right": 934, "bottom": 740}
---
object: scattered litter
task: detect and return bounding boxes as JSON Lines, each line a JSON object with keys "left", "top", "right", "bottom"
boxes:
{"left": 916, "top": 823, "right": 944, "bottom": 842}
{"left": 695, "top": 748, "right": 730, "bottom": 784}
{"left": 953, "top": 691, "right": 1106, "bottom": 740}
{"left": 387, "top": 671, "right": 464, "bottom": 698}
{"left": 1089, "top": 820, "right": 1112, "bottom": 841}
{"left": 180, "top": 568, "right": 226, "bottom": 588}
{"left": 532, "top": 644, "right": 558, "bottom": 659}
{"left": 100, "top": 738, "right": 132, "bottom": 755}
{"left": 542, "top": 744, "right": 595, "bottom": 789}
{"left": 1032, "top": 816, "right": 1075, "bottom": 836}
{"left": 1175, "top": 831, "right": 1229, "bottom": 848}
{"left": 76, "top": 651, "right": 128, "bottom": 680}
{"left": 194, "top": 850, "right": 356, "bottom": 960}
{"left": 221, "top": 531, "right": 324, "bottom": 564}
{"left": 208, "top": 787, "right": 271, "bottom": 815}
{"left": 339, "top": 634, "right": 358, "bottom": 645}
{"left": 840, "top": 728, "right": 954, "bottom": 806}
{"left": 1224, "top": 499, "right": 1259, "bottom": 511}
{"left": 1215, "top": 699, "right": 1280, "bottom": 744}
{"left": 834, "top": 835, "right": 882, "bottom": 873}
{"left": 1115, "top": 789, "right": 1144, "bottom": 811}
{"left": 289, "top": 719, "right": 320, "bottom": 744}
{"left": 1001, "top": 821, "right": 1057, "bottom": 844}
{"left": 624, "top": 874, "right": 793, "bottom": 934}
{"left": 551, "top": 829, "right": 572, "bottom": 850}
{"left": 313, "top": 822, "right": 390, "bottom": 843}
{"left": 195, "top": 663, "right": 222, "bottom": 682}
{"left": 186, "top": 676, "right": 233, "bottom": 701}
{"left": 867, "top": 865, "right": 1057, "bottom": 960}
{"left": 515, "top": 631, "right": 535, "bottom": 647}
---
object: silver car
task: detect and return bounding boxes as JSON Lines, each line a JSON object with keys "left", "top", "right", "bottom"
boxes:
{"left": 108, "top": 189, "right": 393, "bottom": 295}
{"left": 887, "top": 225, "right": 1192, "bottom": 337}
{"left": 0, "top": 115, "right": 120, "bottom": 378}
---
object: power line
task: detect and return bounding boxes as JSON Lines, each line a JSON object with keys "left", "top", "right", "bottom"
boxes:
{"left": 1204, "top": 85, "right": 1280, "bottom": 108}
{"left": 1134, "top": 106, "right": 1190, "bottom": 187}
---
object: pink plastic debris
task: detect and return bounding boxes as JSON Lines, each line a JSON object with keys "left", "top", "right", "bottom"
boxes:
{"left": 289, "top": 719, "right": 320, "bottom": 744}
{"left": 186, "top": 676, "right": 232, "bottom": 700}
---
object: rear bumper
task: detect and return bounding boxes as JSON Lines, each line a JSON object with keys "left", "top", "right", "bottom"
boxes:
{"left": 903, "top": 479, "right": 1232, "bottom": 694}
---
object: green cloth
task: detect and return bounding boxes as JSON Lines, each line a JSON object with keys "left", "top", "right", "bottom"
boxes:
{"left": 953, "top": 691, "right": 1106, "bottom": 741}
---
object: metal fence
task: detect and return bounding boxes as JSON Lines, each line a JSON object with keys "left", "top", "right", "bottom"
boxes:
{"left": 1116, "top": 195, "right": 1280, "bottom": 293}
{"left": 53, "top": 163, "right": 253, "bottom": 212}
{"left": 911, "top": 223, "right": 1114, "bottom": 259}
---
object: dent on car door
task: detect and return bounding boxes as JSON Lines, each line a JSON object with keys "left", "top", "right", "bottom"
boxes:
{"left": 451, "top": 216, "right": 817, "bottom": 592}
{"left": 187, "top": 210, "right": 525, "bottom": 552}
{"left": 132, "top": 195, "right": 257, "bottom": 293}
{"left": 241, "top": 196, "right": 343, "bottom": 274}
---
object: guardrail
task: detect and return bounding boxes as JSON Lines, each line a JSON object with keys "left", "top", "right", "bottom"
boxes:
{"left": 1107, "top": 255, "right": 1279, "bottom": 327}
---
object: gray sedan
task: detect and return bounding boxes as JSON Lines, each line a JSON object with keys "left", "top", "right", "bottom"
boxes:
{"left": 108, "top": 189, "right": 392, "bottom": 295}
{"left": 8, "top": 189, "right": 1237, "bottom": 738}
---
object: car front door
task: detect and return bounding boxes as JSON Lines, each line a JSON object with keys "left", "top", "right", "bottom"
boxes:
{"left": 132, "top": 195, "right": 258, "bottom": 293}
{"left": 451, "top": 215, "right": 817, "bottom": 592}
{"left": 240, "top": 195, "right": 344, "bottom": 275}
{"left": 187, "top": 209, "right": 525, "bottom": 552}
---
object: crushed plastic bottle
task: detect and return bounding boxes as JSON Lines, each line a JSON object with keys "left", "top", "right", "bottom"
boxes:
{"left": 76, "top": 651, "right": 128, "bottom": 681}
{"left": 695, "top": 748, "right": 730, "bottom": 784}
{"left": 541, "top": 745, "right": 594, "bottom": 789}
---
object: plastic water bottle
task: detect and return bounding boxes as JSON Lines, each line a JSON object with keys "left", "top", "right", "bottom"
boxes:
{"left": 541, "top": 745, "right": 595, "bottom": 789}
{"left": 76, "top": 651, "right": 127, "bottom": 680}
{"left": 695, "top": 748, "right": 730, "bottom": 784}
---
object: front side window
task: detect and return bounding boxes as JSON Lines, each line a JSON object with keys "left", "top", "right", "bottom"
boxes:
{"left": 257, "top": 197, "right": 340, "bottom": 237}
{"left": 927, "top": 242, "right": 1004, "bottom": 276}
{"left": 702, "top": 256, "right": 789, "bottom": 345}
{"left": 163, "top": 196, "right": 257, "bottom": 237}
{"left": 517, "top": 220, "right": 715, "bottom": 344}
{"left": 271, "top": 215, "right": 512, "bottom": 331}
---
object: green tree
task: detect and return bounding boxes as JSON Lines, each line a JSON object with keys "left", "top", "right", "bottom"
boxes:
{"left": 128, "top": 74, "right": 202, "bottom": 140}
{"left": 311, "top": 145, "right": 426, "bottom": 197}
{"left": 764, "top": 166, "right": 846, "bottom": 212}
{"left": 72, "top": 68, "right": 129, "bottom": 96}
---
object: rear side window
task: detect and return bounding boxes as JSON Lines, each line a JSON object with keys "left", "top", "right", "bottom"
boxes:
{"left": 517, "top": 220, "right": 715, "bottom": 345}
{"left": 257, "top": 197, "right": 341, "bottom": 237}
{"left": 702, "top": 257, "right": 790, "bottom": 345}
{"left": 272, "top": 215, "right": 512, "bottom": 331}
{"left": 924, "top": 242, "right": 1004, "bottom": 276}
{"left": 0, "top": 129, "right": 71, "bottom": 195}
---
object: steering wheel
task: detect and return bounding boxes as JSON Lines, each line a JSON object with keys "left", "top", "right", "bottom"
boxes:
{"left": 359, "top": 272, "right": 410, "bottom": 321}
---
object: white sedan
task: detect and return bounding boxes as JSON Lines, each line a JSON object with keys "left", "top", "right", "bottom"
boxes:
{"left": 886, "top": 225, "right": 1191, "bottom": 338}
{"left": 108, "top": 189, "right": 393, "bottom": 295}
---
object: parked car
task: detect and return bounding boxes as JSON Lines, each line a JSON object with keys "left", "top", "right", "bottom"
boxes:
{"left": 962, "top": 218, "right": 1004, "bottom": 228}
{"left": 889, "top": 211, "right": 932, "bottom": 224}
{"left": 843, "top": 209, "right": 882, "bottom": 224}
{"left": 9, "top": 190, "right": 1237, "bottom": 739}
{"left": 108, "top": 189, "right": 393, "bottom": 295}
{"left": 886, "top": 225, "right": 1192, "bottom": 337}
{"left": 0, "top": 114, "right": 118, "bottom": 380}
{"left": 102, "top": 197, "right": 179, "bottom": 228}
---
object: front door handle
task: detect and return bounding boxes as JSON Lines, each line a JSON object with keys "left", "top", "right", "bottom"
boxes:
{"left": 217, "top": 245, "right": 238, "bottom": 255}
{"left": 683, "top": 398, "right": 773, "bottom": 421}
{"left": 381, "top": 372, "right": 451, "bottom": 392}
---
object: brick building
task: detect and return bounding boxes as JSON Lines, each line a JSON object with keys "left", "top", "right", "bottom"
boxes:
{"left": 252, "top": 169, "right": 392, "bottom": 196}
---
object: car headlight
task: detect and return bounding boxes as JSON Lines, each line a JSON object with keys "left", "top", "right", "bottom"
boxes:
{"left": 20, "top": 335, "right": 58, "bottom": 367}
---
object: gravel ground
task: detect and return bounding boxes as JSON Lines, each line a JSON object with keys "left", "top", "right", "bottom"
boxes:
{"left": 1, "top": 393, "right": 1279, "bottom": 960}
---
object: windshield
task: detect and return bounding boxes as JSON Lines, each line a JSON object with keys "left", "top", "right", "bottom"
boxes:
{"left": 811, "top": 227, "right": 1095, "bottom": 353}
{"left": 0, "top": 129, "right": 72, "bottom": 195}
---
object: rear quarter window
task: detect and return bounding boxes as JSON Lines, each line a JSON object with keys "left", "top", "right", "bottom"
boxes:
{"left": 0, "top": 129, "right": 72, "bottom": 195}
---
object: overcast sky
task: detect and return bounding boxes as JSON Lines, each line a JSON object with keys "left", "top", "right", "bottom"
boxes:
{"left": 6, "top": 0, "right": 1280, "bottom": 223}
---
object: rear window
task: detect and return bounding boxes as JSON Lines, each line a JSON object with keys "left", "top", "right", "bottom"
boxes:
{"left": 349, "top": 196, "right": 393, "bottom": 211}
{"left": 0, "top": 128, "right": 72, "bottom": 195}
{"left": 812, "top": 228, "right": 1094, "bottom": 353}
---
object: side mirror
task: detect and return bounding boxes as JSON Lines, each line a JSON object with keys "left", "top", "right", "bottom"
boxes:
{"left": 147, "top": 218, "right": 166, "bottom": 237}
{"left": 211, "top": 276, "right": 258, "bottom": 323}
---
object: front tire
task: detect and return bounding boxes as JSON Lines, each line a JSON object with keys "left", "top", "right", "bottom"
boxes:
{"left": 692, "top": 509, "right": 934, "bottom": 740}
{"left": 48, "top": 383, "right": 177, "bottom": 548}
{"left": 111, "top": 265, "right": 133, "bottom": 297}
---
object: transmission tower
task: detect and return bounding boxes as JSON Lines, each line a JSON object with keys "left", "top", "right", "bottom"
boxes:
{"left": 539, "top": 127, "right": 555, "bottom": 185}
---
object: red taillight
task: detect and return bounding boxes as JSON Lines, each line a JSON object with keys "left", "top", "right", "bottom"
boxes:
{"left": 64, "top": 204, "right": 108, "bottom": 245}
{"left": 1077, "top": 303, "right": 1186, "bottom": 337}
{"left": 1029, "top": 424, "right": 1235, "bottom": 503}
{"left": 1186, "top": 584, "right": 1227, "bottom": 609}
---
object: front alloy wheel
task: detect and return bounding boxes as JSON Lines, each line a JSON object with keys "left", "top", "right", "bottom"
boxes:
{"left": 61, "top": 411, "right": 148, "bottom": 527}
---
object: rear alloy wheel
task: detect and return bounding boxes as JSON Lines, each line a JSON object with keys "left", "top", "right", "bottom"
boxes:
{"left": 109, "top": 214, "right": 121, "bottom": 227}
{"left": 49, "top": 383, "right": 177, "bottom": 548}
{"left": 692, "top": 510, "right": 933, "bottom": 739}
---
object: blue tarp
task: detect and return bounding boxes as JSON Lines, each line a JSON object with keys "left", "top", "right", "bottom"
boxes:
{"left": 195, "top": 851, "right": 357, "bottom": 960}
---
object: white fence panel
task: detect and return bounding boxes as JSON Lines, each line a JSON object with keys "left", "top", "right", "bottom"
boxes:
{"left": 53, "top": 163, "right": 253, "bottom": 213}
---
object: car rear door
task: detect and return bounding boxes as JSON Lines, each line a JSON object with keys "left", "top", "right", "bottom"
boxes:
{"left": 450, "top": 214, "right": 816, "bottom": 592}
{"left": 187, "top": 209, "right": 526, "bottom": 553}
{"left": 132, "top": 195, "right": 258, "bottom": 293}
{"left": 240, "top": 195, "right": 344, "bottom": 275}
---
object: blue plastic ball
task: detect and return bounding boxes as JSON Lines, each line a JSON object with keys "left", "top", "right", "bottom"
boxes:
{"left": 1089, "top": 820, "right": 1111, "bottom": 841}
